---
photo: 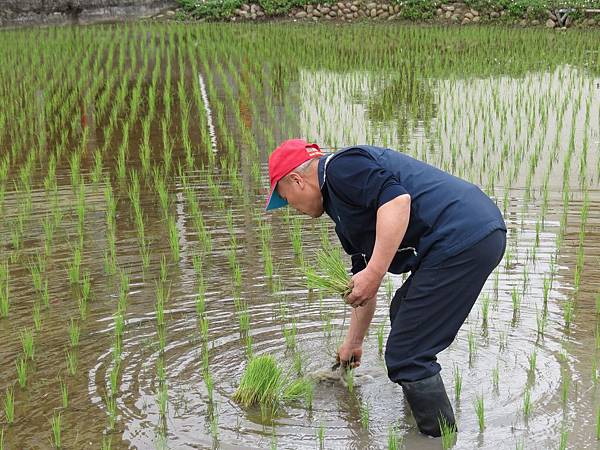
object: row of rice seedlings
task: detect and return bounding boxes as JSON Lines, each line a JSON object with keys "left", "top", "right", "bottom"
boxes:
{"left": 182, "top": 176, "right": 212, "bottom": 255}
{"left": 103, "top": 181, "right": 118, "bottom": 276}
{"left": 128, "top": 170, "right": 152, "bottom": 269}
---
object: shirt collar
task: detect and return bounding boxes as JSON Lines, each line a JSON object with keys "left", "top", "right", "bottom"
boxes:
{"left": 318, "top": 153, "right": 334, "bottom": 191}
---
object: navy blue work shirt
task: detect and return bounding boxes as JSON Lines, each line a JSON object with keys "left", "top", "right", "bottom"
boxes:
{"left": 317, "top": 145, "right": 506, "bottom": 274}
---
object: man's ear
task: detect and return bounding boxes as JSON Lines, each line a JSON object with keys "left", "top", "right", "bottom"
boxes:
{"left": 288, "top": 172, "right": 304, "bottom": 187}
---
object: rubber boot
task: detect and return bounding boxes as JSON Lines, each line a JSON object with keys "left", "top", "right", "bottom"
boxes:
{"left": 400, "top": 373, "right": 456, "bottom": 437}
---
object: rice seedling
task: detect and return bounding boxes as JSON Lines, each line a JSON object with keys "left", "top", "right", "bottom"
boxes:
{"left": 596, "top": 406, "right": 600, "bottom": 440}
{"left": 439, "top": 416, "right": 457, "bottom": 449}
{"left": 51, "top": 411, "right": 61, "bottom": 448}
{"left": 468, "top": 329, "right": 476, "bottom": 365}
{"left": 60, "top": 378, "right": 68, "bottom": 409}
{"left": 344, "top": 368, "right": 354, "bottom": 394}
{"left": 474, "top": 394, "right": 485, "bottom": 432}
{"left": 195, "top": 287, "right": 206, "bottom": 318}
{"left": 157, "top": 381, "right": 168, "bottom": 419}
{"left": 67, "top": 246, "right": 82, "bottom": 285}
{"left": 167, "top": 215, "right": 180, "bottom": 261}
{"left": 377, "top": 322, "right": 385, "bottom": 356}
{"left": 481, "top": 293, "right": 490, "bottom": 328}
{"left": 563, "top": 298, "right": 574, "bottom": 329}
{"left": 105, "top": 394, "right": 117, "bottom": 431}
{"left": 387, "top": 425, "right": 401, "bottom": 450}
{"left": 16, "top": 357, "right": 27, "bottom": 389}
{"left": 559, "top": 426, "right": 568, "bottom": 450}
{"left": 156, "top": 253, "right": 167, "bottom": 285}
{"left": 561, "top": 368, "right": 570, "bottom": 406}
{"left": 3, "top": 387, "right": 14, "bottom": 425}
{"left": 453, "top": 365, "right": 462, "bottom": 401}
{"left": 20, "top": 328, "right": 34, "bottom": 360}
{"left": 245, "top": 334, "right": 253, "bottom": 359}
{"left": 360, "top": 401, "right": 369, "bottom": 430}
{"left": 527, "top": 348, "right": 537, "bottom": 377}
{"left": 536, "top": 307, "right": 547, "bottom": 339}
{"left": 199, "top": 316, "right": 209, "bottom": 342}
{"left": 511, "top": 287, "right": 521, "bottom": 314}
{"left": 0, "top": 261, "right": 9, "bottom": 318}
{"left": 492, "top": 364, "right": 499, "bottom": 391}
{"left": 282, "top": 378, "right": 314, "bottom": 407}
{"left": 238, "top": 309, "right": 250, "bottom": 335}
{"left": 385, "top": 276, "right": 394, "bottom": 303}
{"left": 101, "top": 436, "right": 111, "bottom": 450}
{"left": 522, "top": 387, "right": 532, "bottom": 419}
{"left": 66, "top": 349, "right": 77, "bottom": 376}
{"left": 33, "top": 302, "right": 42, "bottom": 332}
{"left": 205, "top": 370, "right": 214, "bottom": 405}
{"left": 305, "top": 247, "right": 351, "bottom": 298}
{"left": 68, "top": 319, "right": 80, "bottom": 348}
{"left": 283, "top": 321, "right": 297, "bottom": 350}
{"left": 317, "top": 422, "right": 325, "bottom": 448}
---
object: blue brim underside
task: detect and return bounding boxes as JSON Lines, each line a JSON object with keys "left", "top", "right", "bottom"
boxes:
{"left": 266, "top": 188, "right": 288, "bottom": 211}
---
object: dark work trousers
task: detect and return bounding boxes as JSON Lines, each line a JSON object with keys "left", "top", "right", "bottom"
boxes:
{"left": 385, "top": 229, "right": 507, "bottom": 383}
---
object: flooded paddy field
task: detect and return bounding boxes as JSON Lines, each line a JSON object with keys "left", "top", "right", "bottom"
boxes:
{"left": 0, "top": 22, "right": 599, "bottom": 449}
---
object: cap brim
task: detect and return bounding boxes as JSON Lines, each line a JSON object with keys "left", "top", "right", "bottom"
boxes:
{"left": 265, "top": 185, "right": 288, "bottom": 211}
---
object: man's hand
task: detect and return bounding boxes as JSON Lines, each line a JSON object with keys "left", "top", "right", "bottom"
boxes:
{"left": 336, "top": 341, "right": 363, "bottom": 369}
{"left": 346, "top": 267, "right": 383, "bottom": 308}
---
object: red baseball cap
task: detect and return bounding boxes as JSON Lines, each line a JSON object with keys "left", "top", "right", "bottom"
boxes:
{"left": 265, "top": 139, "right": 323, "bottom": 211}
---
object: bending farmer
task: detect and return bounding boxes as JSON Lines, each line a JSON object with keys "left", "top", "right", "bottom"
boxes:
{"left": 265, "top": 139, "right": 506, "bottom": 437}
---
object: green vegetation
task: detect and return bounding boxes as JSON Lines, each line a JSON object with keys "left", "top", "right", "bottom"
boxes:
{"left": 306, "top": 247, "right": 352, "bottom": 298}
{"left": 179, "top": 0, "right": 600, "bottom": 21}
{"left": 0, "top": 15, "right": 598, "bottom": 449}
{"left": 3, "top": 387, "right": 14, "bottom": 425}
{"left": 234, "top": 355, "right": 314, "bottom": 409}
{"left": 474, "top": 394, "right": 485, "bottom": 432}
{"left": 51, "top": 411, "right": 62, "bottom": 448}
{"left": 439, "top": 416, "right": 457, "bottom": 449}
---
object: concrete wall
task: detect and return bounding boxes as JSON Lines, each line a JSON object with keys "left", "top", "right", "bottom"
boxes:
{"left": 0, "top": 0, "right": 178, "bottom": 27}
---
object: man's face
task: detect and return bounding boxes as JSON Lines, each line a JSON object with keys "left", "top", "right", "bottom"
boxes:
{"left": 276, "top": 173, "right": 324, "bottom": 218}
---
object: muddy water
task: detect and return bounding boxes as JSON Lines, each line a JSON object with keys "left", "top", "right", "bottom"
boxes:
{"left": 1, "top": 23, "right": 600, "bottom": 450}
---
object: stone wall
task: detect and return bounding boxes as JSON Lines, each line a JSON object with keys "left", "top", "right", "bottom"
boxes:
{"left": 0, "top": 0, "right": 177, "bottom": 27}
{"left": 229, "top": 1, "right": 600, "bottom": 28}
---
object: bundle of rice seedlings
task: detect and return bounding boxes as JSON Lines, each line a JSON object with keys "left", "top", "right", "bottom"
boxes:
{"left": 233, "top": 354, "right": 284, "bottom": 407}
{"left": 305, "top": 247, "right": 351, "bottom": 298}
{"left": 282, "top": 377, "right": 314, "bottom": 405}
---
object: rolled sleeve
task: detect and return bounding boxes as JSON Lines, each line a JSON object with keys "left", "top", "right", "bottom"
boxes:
{"left": 377, "top": 183, "right": 409, "bottom": 208}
